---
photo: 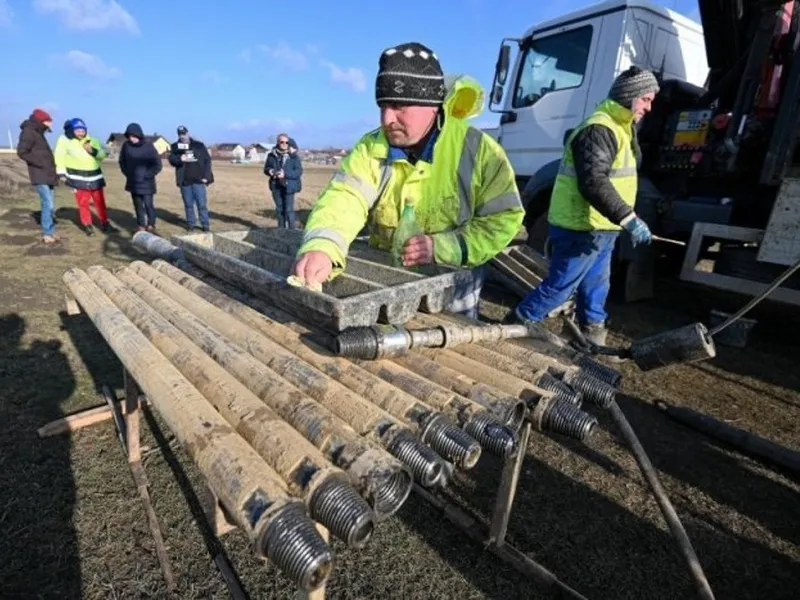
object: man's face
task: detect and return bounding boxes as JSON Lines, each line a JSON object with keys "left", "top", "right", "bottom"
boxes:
{"left": 380, "top": 104, "right": 438, "bottom": 147}
{"left": 631, "top": 92, "right": 656, "bottom": 122}
{"left": 74, "top": 128, "right": 87, "bottom": 139}
{"left": 277, "top": 136, "right": 289, "bottom": 149}
{"left": 43, "top": 120, "right": 53, "bottom": 130}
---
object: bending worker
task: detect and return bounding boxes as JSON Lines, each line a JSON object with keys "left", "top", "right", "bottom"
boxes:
{"left": 514, "top": 66, "right": 659, "bottom": 345}
{"left": 292, "top": 41, "right": 524, "bottom": 318}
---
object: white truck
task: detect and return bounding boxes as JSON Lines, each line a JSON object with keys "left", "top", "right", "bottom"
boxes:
{"left": 488, "top": 0, "right": 800, "bottom": 306}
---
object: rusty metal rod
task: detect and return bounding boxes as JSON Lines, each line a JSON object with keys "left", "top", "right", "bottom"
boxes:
{"left": 63, "top": 267, "right": 333, "bottom": 592}
{"left": 89, "top": 266, "right": 376, "bottom": 549}
{"left": 130, "top": 261, "right": 481, "bottom": 470}
{"left": 114, "top": 265, "right": 443, "bottom": 491}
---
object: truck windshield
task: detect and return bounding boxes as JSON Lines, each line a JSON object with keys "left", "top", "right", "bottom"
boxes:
{"left": 513, "top": 25, "right": 593, "bottom": 109}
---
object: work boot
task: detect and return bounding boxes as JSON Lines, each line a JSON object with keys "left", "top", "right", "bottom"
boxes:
{"left": 101, "top": 221, "right": 119, "bottom": 233}
{"left": 146, "top": 225, "right": 156, "bottom": 233}
{"left": 581, "top": 323, "right": 608, "bottom": 346}
{"left": 83, "top": 224, "right": 94, "bottom": 236}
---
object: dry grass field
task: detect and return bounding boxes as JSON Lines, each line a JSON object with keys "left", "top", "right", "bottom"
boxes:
{"left": 0, "top": 155, "right": 798, "bottom": 599}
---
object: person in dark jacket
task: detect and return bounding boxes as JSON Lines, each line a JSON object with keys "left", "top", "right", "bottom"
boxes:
{"left": 514, "top": 67, "right": 659, "bottom": 345}
{"left": 118, "top": 123, "right": 163, "bottom": 232}
{"left": 264, "top": 133, "right": 303, "bottom": 228}
{"left": 17, "top": 108, "right": 59, "bottom": 244}
{"left": 168, "top": 125, "right": 214, "bottom": 231}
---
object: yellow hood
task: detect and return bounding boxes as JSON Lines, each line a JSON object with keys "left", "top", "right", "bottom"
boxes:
{"left": 443, "top": 74, "right": 485, "bottom": 120}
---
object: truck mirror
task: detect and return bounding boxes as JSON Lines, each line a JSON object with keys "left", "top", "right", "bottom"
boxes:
{"left": 496, "top": 45, "right": 511, "bottom": 86}
{"left": 492, "top": 83, "right": 504, "bottom": 105}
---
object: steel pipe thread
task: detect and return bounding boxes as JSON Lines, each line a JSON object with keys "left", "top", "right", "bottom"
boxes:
{"left": 370, "top": 468, "right": 413, "bottom": 521}
{"left": 539, "top": 397, "right": 597, "bottom": 441}
{"left": 576, "top": 355, "right": 622, "bottom": 388}
{"left": 334, "top": 328, "right": 379, "bottom": 359}
{"left": 385, "top": 430, "right": 444, "bottom": 487}
{"left": 309, "top": 477, "right": 376, "bottom": 549}
{"left": 260, "top": 502, "right": 334, "bottom": 592}
{"left": 421, "top": 415, "right": 482, "bottom": 470}
{"left": 463, "top": 411, "right": 519, "bottom": 458}
{"left": 568, "top": 371, "right": 617, "bottom": 409}
{"left": 537, "top": 372, "right": 582, "bottom": 406}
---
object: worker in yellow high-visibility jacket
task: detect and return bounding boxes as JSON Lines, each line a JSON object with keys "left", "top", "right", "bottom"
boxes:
{"left": 292, "top": 41, "right": 524, "bottom": 318}
{"left": 514, "top": 67, "right": 659, "bottom": 345}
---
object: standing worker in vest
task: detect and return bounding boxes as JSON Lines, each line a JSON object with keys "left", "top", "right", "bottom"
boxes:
{"left": 292, "top": 42, "right": 524, "bottom": 318}
{"left": 54, "top": 118, "right": 116, "bottom": 236}
{"left": 514, "top": 67, "right": 659, "bottom": 344}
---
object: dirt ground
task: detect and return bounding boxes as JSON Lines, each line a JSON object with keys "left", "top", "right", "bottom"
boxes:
{"left": 0, "top": 155, "right": 798, "bottom": 600}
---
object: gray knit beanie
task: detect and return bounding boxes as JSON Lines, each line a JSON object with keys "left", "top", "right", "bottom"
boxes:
{"left": 608, "top": 66, "right": 660, "bottom": 108}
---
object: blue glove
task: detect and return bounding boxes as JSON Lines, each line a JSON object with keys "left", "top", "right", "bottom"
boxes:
{"left": 622, "top": 214, "right": 652, "bottom": 247}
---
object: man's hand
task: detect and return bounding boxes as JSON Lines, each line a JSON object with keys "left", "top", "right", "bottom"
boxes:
{"left": 293, "top": 251, "right": 333, "bottom": 286}
{"left": 83, "top": 141, "right": 93, "bottom": 152}
{"left": 201, "top": 178, "right": 208, "bottom": 184}
{"left": 621, "top": 214, "right": 652, "bottom": 247}
{"left": 180, "top": 154, "right": 190, "bottom": 162}
{"left": 401, "top": 234, "right": 434, "bottom": 267}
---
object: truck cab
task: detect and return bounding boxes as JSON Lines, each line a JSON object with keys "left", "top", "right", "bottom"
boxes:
{"left": 489, "top": 0, "right": 707, "bottom": 210}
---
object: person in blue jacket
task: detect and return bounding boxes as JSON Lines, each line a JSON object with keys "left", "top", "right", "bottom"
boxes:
{"left": 264, "top": 134, "right": 302, "bottom": 228}
{"left": 118, "top": 123, "right": 163, "bottom": 232}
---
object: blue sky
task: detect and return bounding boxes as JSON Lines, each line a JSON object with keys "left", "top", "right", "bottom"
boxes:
{"left": 0, "top": 0, "right": 700, "bottom": 148}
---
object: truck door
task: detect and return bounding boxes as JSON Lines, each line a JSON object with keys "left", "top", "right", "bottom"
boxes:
{"left": 500, "top": 20, "right": 600, "bottom": 181}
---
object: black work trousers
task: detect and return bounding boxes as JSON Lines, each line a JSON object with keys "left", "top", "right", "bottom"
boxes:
{"left": 131, "top": 193, "right": 156, "bottom": 227}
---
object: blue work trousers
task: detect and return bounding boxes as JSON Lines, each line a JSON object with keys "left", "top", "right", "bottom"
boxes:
{"left": 180, "top": 183, "right": 209, "bottom": 229}
{"left": 515, "top": 225, "right": 618, "bottom": 326}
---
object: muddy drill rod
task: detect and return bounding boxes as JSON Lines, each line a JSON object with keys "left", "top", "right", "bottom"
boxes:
{"left": 115, "top": 266, "right": 445, "bottom": 491}
{"left": 147, "top": 260, "right": 522, "bottom": 459}
{"left": 63, "top": 268, "right": 333, "bottom": 592}
{"left": 129, "top": 261, "right": 483, "bottom": 472}
{"left": 89, "top": 266, "right": 376, "bottom": 549}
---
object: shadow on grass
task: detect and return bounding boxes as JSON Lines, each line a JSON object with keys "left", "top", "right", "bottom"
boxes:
{"left": 0, "top": 313, "right": 81, "bottom": 598}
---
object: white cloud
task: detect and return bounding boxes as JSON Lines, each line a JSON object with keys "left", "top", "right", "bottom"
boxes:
{"left": 0, "top": 0, "right": 13, "bottom": 29}
{"left": 53, "top": 50, "right": 120, "bottom": 79}
{"left": 200, "top": 70, "right": 227, "bottom": 85}
{"left": 319, "top": 60, "right": 367, "bottom": 93}
{"left": 34, "top": 0, "right": 139, "bottom": 35}
{"left": 257, "top": 41, "right": 308, "bottom": 71}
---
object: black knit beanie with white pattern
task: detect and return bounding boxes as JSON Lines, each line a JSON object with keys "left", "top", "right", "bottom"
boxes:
{"left": 375, "top": 42, "right": 446, "bottom": 106}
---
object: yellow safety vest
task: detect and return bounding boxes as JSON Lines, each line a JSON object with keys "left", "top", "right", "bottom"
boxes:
{"left": 548, "top": 99, "right": 637, "bottom": 231}
{"left": 54, "top": 134, "right": 107, "bottom": 190}
{"left": 299, "top": 75, "right": 523, "bottom": 276}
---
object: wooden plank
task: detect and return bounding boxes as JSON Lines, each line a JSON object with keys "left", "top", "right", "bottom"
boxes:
{"left": 130, "top": 459, "right": 177, "bottom": 591}
{"left": 124, "top": 369, "right": 141, "bottom": 463}
{"left": 488, "top": 422, "right": 531, "bottom": 546}
{"left": 38, "top": 404, "right": 117, "bottom": 437}
{"left": 64, "top": 292, "right": 81, "bottom": 315}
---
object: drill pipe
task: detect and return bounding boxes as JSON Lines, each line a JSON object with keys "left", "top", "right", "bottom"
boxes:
{"left": 391, "top": 352, "right": 527, "bottom": 431}
{"left": 334, "top": 322, "right": 534, "bottom": 359}
{"left": 89, "top": 267, "right": 375, "bottom": 549}
{"left": 414, "top": 347, "right": 598, "bottom": 442}
{"left": 116, "top": 265, "right": 444, "bottom": 490}
{"left": 63, "top": 268, "right": 332, "bottom": 591}
{"left": 146, "top": 259, "right": 524, "bottom": 457}
{"left": 415, "top": 313, "right": 617, "bottom": 409}
{"left": 129, "top": 261, "right": 480, "bottom": 470}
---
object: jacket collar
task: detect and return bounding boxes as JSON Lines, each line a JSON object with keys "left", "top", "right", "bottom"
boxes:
{"left": 598, "top": 99, "right": 634, "bottom": 127}
{"left": 385, "top": 126, "right": 440, "bottom": 164}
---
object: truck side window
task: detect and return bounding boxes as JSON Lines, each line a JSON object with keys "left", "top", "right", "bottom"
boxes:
{"left": 512, "top": 25, "right": 593, "bottom": 109}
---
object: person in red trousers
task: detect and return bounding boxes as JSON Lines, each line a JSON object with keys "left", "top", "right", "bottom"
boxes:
{"left": 54, "top": 118, "right": 117, "bottom": 235}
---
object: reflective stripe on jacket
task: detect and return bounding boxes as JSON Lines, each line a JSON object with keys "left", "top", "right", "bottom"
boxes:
{"left": 548, "top": 99, "right": 637, "bottom": 231}
{"left": 298, "top": 75, "right": 524, "bottom": 276}
{"left": 54, "top": 135, "right": 107, "bottom": 190}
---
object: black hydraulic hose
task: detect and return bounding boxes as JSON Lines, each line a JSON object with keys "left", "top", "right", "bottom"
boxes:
{"left": 609, "top": 400, "right": 715, "bottom": 600}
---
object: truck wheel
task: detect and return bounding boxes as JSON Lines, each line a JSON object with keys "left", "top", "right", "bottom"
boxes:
{"left": 524, "top": 190, "right": 551, "bottom": 254}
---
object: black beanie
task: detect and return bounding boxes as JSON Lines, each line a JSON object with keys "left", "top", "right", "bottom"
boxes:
{"left": 375, "top": 42, "right": 445, "bottom": 106}
{"left": 608, "top": 66, "right": 660, "bottom": 108}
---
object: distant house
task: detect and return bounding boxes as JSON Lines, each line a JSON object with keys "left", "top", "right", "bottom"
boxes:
{"left": 212, "top": 143, "right": 246, "bottom": 161}
{"left": 247, "top": 142, "right": 270, "bottom": 163}
{"left": 105, "top": 132, "right": 171, "bottom": 156}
